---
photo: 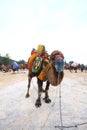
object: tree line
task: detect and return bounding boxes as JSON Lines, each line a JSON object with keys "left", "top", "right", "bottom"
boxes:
{"left": 0, "top": 54, "right": 26, "bottom": 69}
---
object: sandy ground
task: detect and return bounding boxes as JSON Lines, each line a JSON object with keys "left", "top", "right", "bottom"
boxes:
{"left": 0, "top": 69, "right": 87, "bottom": 89}
{"left": 0, "top": 70, "right": 28, "bottom": 89}
{"left": 0, "top": 69, "right": 87, "bottom": 130}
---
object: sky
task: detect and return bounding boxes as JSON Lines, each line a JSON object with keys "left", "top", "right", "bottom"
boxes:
{"left": 0, "top": 0, "right": 87, "bottom": 64}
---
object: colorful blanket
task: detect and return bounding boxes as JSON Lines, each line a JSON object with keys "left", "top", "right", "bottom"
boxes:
{"left": 38, "top": 63, "right": 52, "bottom": 81}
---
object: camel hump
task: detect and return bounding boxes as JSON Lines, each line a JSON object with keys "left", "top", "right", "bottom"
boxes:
{"left": 50, "top": 50, "right": 64, "bottom": 60}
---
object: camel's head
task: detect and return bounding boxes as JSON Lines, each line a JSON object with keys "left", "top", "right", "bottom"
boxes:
{"left": 50, "top": 50, "right": 64, "bottom": 73}
{"left": 54, "top": 55, "right": 64, "bottom": 72}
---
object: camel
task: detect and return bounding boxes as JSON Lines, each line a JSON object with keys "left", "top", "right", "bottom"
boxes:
{"left": 1, "top": 64, "right": 9, "bottom": 72}
{"left": 1, "top": 62, "right": 20, "bottom": 73}
{"left": 19, "top": 63, "right": 28, "bottom": 70}
{"left": 11, "top": 61, "right": 19, "bottom": 73}
{"left": 67, "top": 61, "right": 81, "bottom": 73}
{"left": 25, "top": 50, "right": 64, "bottom": 107}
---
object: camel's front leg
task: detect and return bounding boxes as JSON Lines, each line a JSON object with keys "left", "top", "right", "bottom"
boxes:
{"left": 44, "top": 81, "right": 51, "bottom": 103}
{"left": 35, "top": 79, "right": 43, "bottom": 107}
{"left": 25, "top": 73, "right": 32, "bottom": 98}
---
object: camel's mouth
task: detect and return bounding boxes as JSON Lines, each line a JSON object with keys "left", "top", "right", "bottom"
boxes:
{"left": 54, "top": 59, "right": 64, "bottom": 72}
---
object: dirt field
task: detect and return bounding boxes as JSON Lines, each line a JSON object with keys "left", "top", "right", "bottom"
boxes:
{"left": 0, "top": 70, "right": 28, "bottom": 89}
{"left": 0, "top": 69, "right": 87, "bottom": 130}
{"left": 0, "top": 69, "right": 87, "bottom": 89}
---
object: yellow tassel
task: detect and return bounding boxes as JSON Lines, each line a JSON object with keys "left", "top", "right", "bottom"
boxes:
{"left": 37, "top": 44, "right": 45, "bottom": 54}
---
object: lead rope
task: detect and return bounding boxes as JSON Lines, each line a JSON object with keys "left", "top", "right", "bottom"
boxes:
{"left": 40, "top": 72, "right": 61, "bottom": 130}
{"left": 55, "top": 73, "right": 87, "bottom": 130}
{"left": 59, "top": 81, "right": 63, "bottom": 129}
{"left": 55, "top": 72, "right": 63, "bottom": 130}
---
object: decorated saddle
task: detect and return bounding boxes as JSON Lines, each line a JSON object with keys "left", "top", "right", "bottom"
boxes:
{"left": 28, "top": 44, "right": 51, "bottom": 79}
{"left": 28, "top": 54, "right": 51, "bottom": 80}
{"left": 32, "top": 57, "right": 43, "bottom": 75}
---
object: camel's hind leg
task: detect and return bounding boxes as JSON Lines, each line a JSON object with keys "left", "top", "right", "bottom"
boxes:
{"left": 25, "top": 72, "right": 32, "bottom": 98}
{"left": 44, "top": 81, "right": 51, "bottom": 103}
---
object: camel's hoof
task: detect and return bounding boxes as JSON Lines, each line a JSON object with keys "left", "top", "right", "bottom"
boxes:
{"left": 25, "top": 93, "right": 30, "bottom": 98}
{"left": 35, "top": 99, "right": 41, "bottom": 107}
{"left": 43, "top": 97, "right": 51, "bottom": 103}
